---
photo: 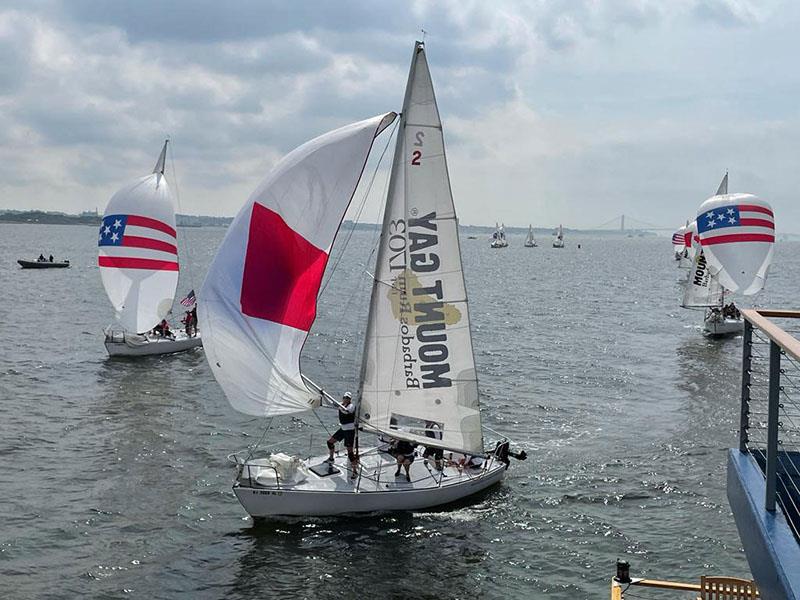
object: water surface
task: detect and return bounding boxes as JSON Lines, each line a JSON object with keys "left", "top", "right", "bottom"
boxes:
{"left": 2, "top": 224, "right": 795, "bottom": 599}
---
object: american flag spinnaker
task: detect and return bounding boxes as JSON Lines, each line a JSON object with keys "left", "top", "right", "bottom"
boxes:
{"left": 697, "top": 193, "right": 774, "bottom": 295}
{"left": 98, "top": 141, "right": 180, "bottom": 333}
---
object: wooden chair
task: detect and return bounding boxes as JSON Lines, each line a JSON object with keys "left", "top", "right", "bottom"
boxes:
{"left": 698, "top": 576, "right": 758, "bottom": 599}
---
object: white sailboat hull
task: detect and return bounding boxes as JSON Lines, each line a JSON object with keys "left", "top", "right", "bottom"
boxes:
{"left": 490, "top": 240, "right": 508, "bottom": 248}
{"left": 552, "top": 240, "right": 564, "bottom": 248}
{"left": 105, "top": 330, "right": 203, "bottom": 356}
{"left": 703, "top": 311, "right": 743, "bottom": 337}
{"left": 234, "top": 447, "right": 506, "bottom": 517}
{"left": 703, "top": 317, "right": 743, "bottom": 336}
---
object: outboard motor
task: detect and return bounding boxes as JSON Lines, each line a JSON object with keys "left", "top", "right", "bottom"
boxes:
{"left": 494, "top": 440, "right": 527, "bottom": 470}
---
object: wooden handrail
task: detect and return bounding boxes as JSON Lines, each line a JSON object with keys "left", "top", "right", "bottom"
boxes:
{"left": 742, "top": 309, "right": 800, "bottom": 363}
{"left": 610, "top": 578, "right": 760, "bottom": 597}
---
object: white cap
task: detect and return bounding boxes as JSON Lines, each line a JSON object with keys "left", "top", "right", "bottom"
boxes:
{"left": 342, "top": 391, "right": 352, "bottom": 400}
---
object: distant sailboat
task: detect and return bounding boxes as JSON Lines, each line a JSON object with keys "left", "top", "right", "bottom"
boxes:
{"left": 199, "top": 42, "right": 524, "bottom": 518}
{"left": 99, "top": 141, "right": 203, "bottom": 356}
{"left": 490, "top": 222, "right": 508, "bottom": 248}
{"left": 552, "top": 224, "right": 565, "bottom": 248}
{"left": 524, "top": 225, "right": 537, "bottom": 247}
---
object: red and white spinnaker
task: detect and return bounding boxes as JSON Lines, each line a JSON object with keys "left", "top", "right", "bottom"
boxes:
{"left": 199, "top": 113, "right": 396, "bottom": 416}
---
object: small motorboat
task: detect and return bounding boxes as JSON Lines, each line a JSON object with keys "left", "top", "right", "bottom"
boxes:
{"left": 18, "top": 258, "right": 70, "bottom": 269}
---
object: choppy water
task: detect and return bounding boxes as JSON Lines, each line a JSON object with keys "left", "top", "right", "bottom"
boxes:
{"left": 2, "top": 223, "right": 797, "bottom": 599}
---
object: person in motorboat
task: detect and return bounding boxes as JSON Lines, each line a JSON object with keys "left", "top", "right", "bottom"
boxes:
{"left": 326, "top": 392, "right": 358, "bottom": 479}
{"left": 38, "top": 253, "right": 45, "bottom": 262}
{"left": 391, "top": 439, "right": 417, "bottom": 482}
{"left": 48, "top": 254, "right": 53, "bottom": 262}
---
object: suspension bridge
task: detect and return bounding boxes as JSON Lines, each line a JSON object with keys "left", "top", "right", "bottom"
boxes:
{"left": 587, "top": 214, "right": 674, "bottom": 232}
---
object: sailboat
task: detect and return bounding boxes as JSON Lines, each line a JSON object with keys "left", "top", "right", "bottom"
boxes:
{"left": 523, "top": 225, "right": 537, "bottom": 247}
{"left": 490, "top": 222, "right": 508, "bottom": 248}
{"left": 99, "top": 141, "right": 203, "bottom": 357}
{"left": 199, "top": 42, "right": 524, "bottom": 518}
{"left": 680, "top": 249, "right": 741, "bottom": 335}
{"left": 694, "top": 174, "right": 774, "bottom": 336}
{"left": 671, "top": 228, "right": 684, "bottom": 260}
{"left": 552, "top": 224, "right": 565, "bottom": 248}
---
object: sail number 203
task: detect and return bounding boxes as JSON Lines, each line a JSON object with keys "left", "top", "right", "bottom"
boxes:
{"left": 411, "top": 130, "right": 424, "bottom": 166}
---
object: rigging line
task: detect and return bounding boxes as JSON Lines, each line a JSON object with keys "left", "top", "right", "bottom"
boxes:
{"left": 319, "top": 118, "right": 399, "bottom": 296}
{"left": 167, "top": 138, "right": 198, "bottom": 301}
{"left": 313, "top": 120, "right": 398, "bottom": 370}
{"left": 245, "top": 417, "right": 274, "bottom": 463}
{"left": 311, "top": 407, "right": 334, "bottom": 438}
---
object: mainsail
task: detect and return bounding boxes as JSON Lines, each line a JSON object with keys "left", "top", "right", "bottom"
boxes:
{"left": 358, "top": 42, "right": 483, "bottom": 454}
{"left": 199, "top": 113, "right": 396, "bottom": 416}
{"left": 526, "top": 225, "right": 535, "bottom": 245}
{"left": 682, "top": 251, "right": 723, "bottom": 308}
{"left": 716, "top": 172, "right": 728, "bottom": 196}
{"left": 98, "top": 141, "right": 179, "bottom": 333}
{"left": 697, "top": 193, "right": 774, "bottom": 295}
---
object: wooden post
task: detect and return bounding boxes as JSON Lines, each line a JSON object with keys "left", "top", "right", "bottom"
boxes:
{"left": 765, "top": 340, "right": 780, "bottom": 512}
{"left": 740, "top": 320, "right": 753, "bottom": 453}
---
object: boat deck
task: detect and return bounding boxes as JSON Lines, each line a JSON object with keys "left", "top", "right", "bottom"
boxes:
{"left": 238, "top": 446, "right": 503, "bottom": 494}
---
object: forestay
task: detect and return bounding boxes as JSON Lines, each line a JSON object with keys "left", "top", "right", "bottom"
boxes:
{"left": 697, "top": 193, "right": 774, "bottom": 295}
{"left": 98, "top": 141, "right": 179, "bottom": 333}
{"left": 358, "top": 42, "right": 483, "bottom": 454}
{"left": 682, "top": 251, "right": 723, "bottom": 308}
{"left": 199, "top": 113, "right": 397, "bottom": 417}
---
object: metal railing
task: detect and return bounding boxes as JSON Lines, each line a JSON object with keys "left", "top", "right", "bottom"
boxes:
{"left": 231, "top": 446, "right": 497, "bottom": 492}
{"left": 740, "top": 309, "right": 800, "bottom": 542}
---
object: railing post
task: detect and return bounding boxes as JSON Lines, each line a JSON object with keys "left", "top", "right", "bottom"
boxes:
{"left": 766, "top": 340, "right": 781, "bottom": 512}
{"left": 739, "top": 320, "right": 753, "bottom": 453}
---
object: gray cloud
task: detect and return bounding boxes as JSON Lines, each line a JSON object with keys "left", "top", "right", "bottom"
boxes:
{"left": 0, "top": 0, "right": 795, "bottom": 231}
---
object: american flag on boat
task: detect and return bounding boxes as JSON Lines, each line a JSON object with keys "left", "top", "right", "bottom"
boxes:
{"left": 671, "top": 231, "right": 684, "bottom": 245}
{"left": 98, "top": 214, "right": 179, "bottom": 271}
{"left": 697, "top": 203, "right": 775, "bottom": 245}
{"left": 180, "top": 290, "right": 196, "bottom": 307}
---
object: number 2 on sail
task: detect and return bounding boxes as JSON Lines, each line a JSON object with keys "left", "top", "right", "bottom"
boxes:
{"left": 411, "top": 130, "right": 424, "bottom": 165}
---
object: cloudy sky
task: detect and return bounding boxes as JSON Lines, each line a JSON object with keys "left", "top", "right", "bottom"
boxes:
{"left": 1, "top": 0, "right": 798, "bottom": 230}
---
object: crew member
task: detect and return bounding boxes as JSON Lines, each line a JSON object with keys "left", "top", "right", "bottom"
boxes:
{"left": 392, "top": 439, "right": 416, "bottom": 482}
{"left": 326, "top": 392, "right": 358, "bottom": 479}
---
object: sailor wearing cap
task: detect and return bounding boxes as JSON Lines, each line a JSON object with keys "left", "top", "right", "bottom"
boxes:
{"left": 326, "top": 392, "right": 358, "bottom": 478}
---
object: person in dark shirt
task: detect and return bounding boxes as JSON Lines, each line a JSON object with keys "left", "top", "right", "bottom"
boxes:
{"left": 326, "top": 392, "right": 358, "bottom": 479}
{"left": 392, "top": 439, "right": 416, "bottom": 482}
